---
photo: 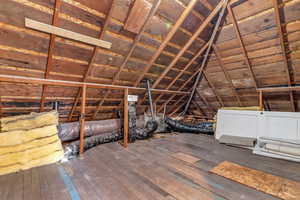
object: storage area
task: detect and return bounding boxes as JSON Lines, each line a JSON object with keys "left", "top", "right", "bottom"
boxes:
{"left": 0, "top": 0, "right": 300, "bottom": 199}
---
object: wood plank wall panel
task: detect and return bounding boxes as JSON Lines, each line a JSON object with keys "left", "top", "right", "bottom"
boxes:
{"left": 1, "top": 0, "right": 300, "bottom": 117}
{"left": 186, "top": 0, "right": 300, "bottom": 115}
{"left": 124, "top": 0, "right": 152, "bottom": 34}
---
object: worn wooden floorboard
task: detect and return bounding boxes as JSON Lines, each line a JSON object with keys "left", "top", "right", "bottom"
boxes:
{"left": 162, "top": 134, "right": 300, "bottom": 182}
{"left": 0, "top": 133, "right": 300, "bottom": 200}
{"left": 126, "top": 139, "right": 278, "bottom": 200}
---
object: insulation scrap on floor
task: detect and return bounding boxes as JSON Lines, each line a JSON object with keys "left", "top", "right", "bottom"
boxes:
{"left": 210, "top": 161, "right": 300, "bottom": 200}
{"left": 0, "top": 111, "right": 63, "bottom": 176}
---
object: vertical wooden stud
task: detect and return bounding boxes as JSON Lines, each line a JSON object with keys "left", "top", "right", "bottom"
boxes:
{"left": 123, "top": 88, "right": 129, "bottom": 148}
{"left": 259, "top": 91, "right": 264, "bottom": 111}
{"left": 0, "top": 95, "right": 2, "bottom": 118}
{"left": 79, "top": 84, "right": 87, "bottom": 155}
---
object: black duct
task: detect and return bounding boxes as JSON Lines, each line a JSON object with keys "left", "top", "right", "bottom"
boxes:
{"left": 165, "top": 117, "right": 213, "bottom": 134}
{"left": 128, "top": 101, "right": 158, "bottom": 142}
{"left": 135, "top": 120, "right": 158, "bottom": 139}
{"left": 63, "top": 131, "right": 123, "bottom": 159}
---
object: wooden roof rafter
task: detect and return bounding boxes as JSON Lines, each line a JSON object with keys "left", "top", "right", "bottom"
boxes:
{"left": 151, "top": 0, "right": 227, "bottom": 89}
{"left": 182, "top": 0, "right": 228, "bottom": 115}
{"left": 91, "top": 0, "right": 162, "bottom": 120}
{"left": 140, "top": 41, "right": 210, "bottom": 110}
{"left": 200, "top": 0, "right": 214, "bottom": 11}
{"left": 272, "top": 0, "right": 296, "bottom": 112}
{"left": 68, "top": 0, "right": 115, "bottom": 121}
{"left": 39, "top": 0, "right": 62, "bottom": 112}
{"left": 138, "top": 0, "right": 227, "bottom": 109}
{"left": 227, "top": 4, "right": 258, "bottom": 89}
{"left": 191, "top": 100, "right": 207, "bottom": 117}
{"left": 133, "top": 0, "right": 198, "bottom": 88}
{"left": 213, "top": 44, "right": 243, "bottom": 106}
{"left": 203, "top": 71, "right": 224, "bottom": 107}
{"left": 103, "top": 0, "right": 199, "bottom": 119}
{"left": 195, "top": 88, "right": 216, "bottom": 113}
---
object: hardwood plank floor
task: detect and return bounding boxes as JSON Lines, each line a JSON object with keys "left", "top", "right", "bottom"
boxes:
{"left": 0, "top": 133, "right": 300, "bottom": 200}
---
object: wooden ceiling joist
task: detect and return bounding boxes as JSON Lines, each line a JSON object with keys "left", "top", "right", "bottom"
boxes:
{"left": 39, "top": 0, "right": 61, "bottom": 112}
{"left": 213, "top": 44, "right": 243, "bottom": 106}
{"left": 91, "top": 0, "right": 162, "bottom": 120}
{"left": 68, "top": 0, "right": 115, "bottom": 121}
{"left": 272, "top": 0, "right": 296, "bottom": 112}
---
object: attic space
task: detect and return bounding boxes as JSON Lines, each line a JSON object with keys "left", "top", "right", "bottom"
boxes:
{"left": 0, "top": 0, "right": 300, "bottom": 199}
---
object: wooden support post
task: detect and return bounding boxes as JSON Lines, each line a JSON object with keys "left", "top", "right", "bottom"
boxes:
{"left": 0, "top": 95, "right": 2, "bottom": 118}
{"left": 123, "top": 89, "right": 129, "bottom": 148}
{"left": 259, "top": 91, "right": 264, "bottom": 111}
{"left": 39, "top": 0, "right": 61, "bottom": 112}
{"left": 79, "top": 85, "right": 87, "bottom": 155}
{"left": 68, "top": 0, "right": 115, "bottom": 121}
{"left": 272, "top": 0, "right": 296, "bottom": 112}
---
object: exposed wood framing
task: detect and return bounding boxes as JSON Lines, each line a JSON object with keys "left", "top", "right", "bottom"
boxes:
{"left": 259, "top": 90, "right": 264, "bottom": 111}
{"left": 152, "top": 0, "right": 227, "bottom": 89}
{"left": 201, "top": 0, "right": 214, "bottom": 11}
{"left": 39, "top": 0, "right": 61, "bottom": 112}
{"left": 124, "top": 0, "right": 152, "bottom": 34}
{"left": 258, "top": 86, "right": 300, "bottom": 92}
{"left": 139, "top": 0, "right": 226, "bottom": 108}
{"left": 227, "top": 5, "right": 258, "bottom": 89}
{"left": 123, "top": 88, "right": 129, "bottom": 148}
{"left": 159, "top": 87, "right": 193, "bottom": 115}
{"left": 140, "top": 41, "right": 210, "bottom": 108}
{"left": 133, "top": 0, "right": 198, "bottom": 87}
{"left": 272, "top": 0, "right": 296, "bottom": 112}
{"left": 68, "top": 0, "right": 115, "bottom": 121}
{"left": 213, "top": 45, "right": 243, "bottom": 106}
{"left": 157, "top": 70, "right": 201, "bottom": 113}
{"left": 0, "top": 74, "right": 190, "bottom": 95}
{"left": 79, "top": 84, "right": 86, "bottom": 155}
{"left": 0, "top": 95, "right": 2, "bottom": 118}
{"left": 191, "top": 100, "right": 206, "bottom": 117}
{"left": 170, "top": 102, "right": 185, "bottom": 116}
{"left": 203, "top": 72, "right": 224, "bottom": 107}
{"left": 182, "top": 0, "right": 228, "bottom": 115}
{"left": 195, "top": 89, "right": 216, "bottom": 113}
{"left": 25, "top": 19, "right": 112, "bottom": 49}
{"left": 92, "top": 0, "right": 161, "bottom": 120}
